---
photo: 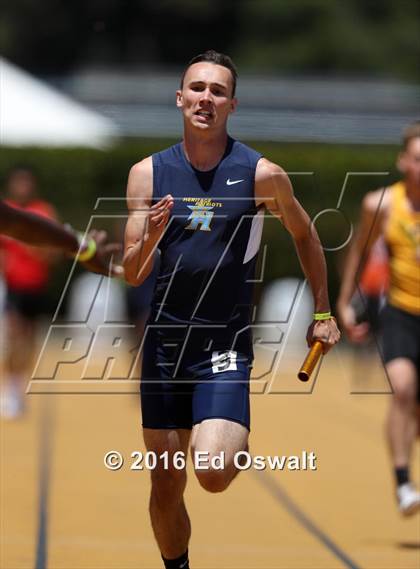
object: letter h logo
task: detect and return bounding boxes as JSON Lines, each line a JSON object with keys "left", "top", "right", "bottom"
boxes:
{"left": 185, "top": 205, "right": 214, "bottom": 231}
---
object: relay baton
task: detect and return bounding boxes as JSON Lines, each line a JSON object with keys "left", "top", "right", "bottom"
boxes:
{"left": 298, "top": 340, "right": 323, "bottom": 382}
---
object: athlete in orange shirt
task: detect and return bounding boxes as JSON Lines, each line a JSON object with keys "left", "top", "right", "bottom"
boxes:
{"left": 0, "top": 167, "right": 60, "bottom": 417}
{"left": 0, "top": 165, "right": 171, "bottom": 418}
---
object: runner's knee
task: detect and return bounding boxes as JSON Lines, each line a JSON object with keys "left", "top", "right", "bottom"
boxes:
{"left": 387, "top": 360, "right": 417, "bottom": 407}
{"left": 150, "top": 466, "right": 187, "bottom": 505}
{"left": 392, "top": 382, "right": 416, "bottom": 407}
{"left": 195, "top": 465, "right": 232, "bottom": 493}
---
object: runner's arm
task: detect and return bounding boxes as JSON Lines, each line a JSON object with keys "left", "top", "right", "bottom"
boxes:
{"left": 336, "top": 190, "right": 385, "bottom": 339}
{"left": 0, "top": 199, "right": 123, "bottom": 277}
{"left": 337, "top": 190, "right": 385, "bottom": 307}
{"left": 255, "top": 158, "right": 340, "bottom": 351}
{"left": 0, "top": 199, "right": 78, "bottom": 250}
{"left": 123, "top": 157, "right": 173, "bottom": 285}
{"left": 255, "top": 158, "right": 330, "bottom": 312}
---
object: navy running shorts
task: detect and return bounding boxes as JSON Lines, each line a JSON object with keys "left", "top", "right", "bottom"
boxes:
{"left": 140, "top": 326, "right": 252, "bottom": 430}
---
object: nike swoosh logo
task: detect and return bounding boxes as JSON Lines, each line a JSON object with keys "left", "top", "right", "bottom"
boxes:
{"left": 179, "top": 562, "right": 188, "bottom": 569}
{"left": 226, "top": 178, "right": 244, "bottom": 186}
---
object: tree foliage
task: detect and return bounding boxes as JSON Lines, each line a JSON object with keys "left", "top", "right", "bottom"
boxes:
{"left": 0, "top": 0, "right": 418, "bottom": 80}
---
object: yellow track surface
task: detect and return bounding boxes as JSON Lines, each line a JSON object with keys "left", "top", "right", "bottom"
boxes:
{"left": 1, "top": 348, "right": 419, "bottom": 568}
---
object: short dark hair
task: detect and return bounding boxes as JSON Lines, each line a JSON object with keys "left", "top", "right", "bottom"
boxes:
{"left": 180, "top": 50, "right": 238, "bottom": 97}
{"left": 402, "top": 121, "right": 420, "bottom": 150}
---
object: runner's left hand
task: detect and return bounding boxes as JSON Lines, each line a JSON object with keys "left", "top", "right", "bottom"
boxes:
{"left": 306, "top": 318, "right": 341, "bottom": 354}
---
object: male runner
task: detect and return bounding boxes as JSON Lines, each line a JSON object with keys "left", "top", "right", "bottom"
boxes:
{"left": 337, "top": 121, "right": 420, "bottom": 516}
{"left": 123, "top": 51, "right": 340, "bottom": 569}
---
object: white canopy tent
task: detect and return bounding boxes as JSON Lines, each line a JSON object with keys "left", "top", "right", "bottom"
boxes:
{"left": 0, "top": 57, "right": 118, "bottom": 148}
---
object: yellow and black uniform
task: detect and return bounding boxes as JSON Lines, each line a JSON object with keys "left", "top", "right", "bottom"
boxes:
{"left": 385, "top": 181, "right": 420, "bottom": 314}
{"left": 382, "top": 181, "right": 420, "bottom": 395}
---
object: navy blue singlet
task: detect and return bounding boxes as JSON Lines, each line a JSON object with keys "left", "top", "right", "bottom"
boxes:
{"left": 151, "top": 137, "right": 263, "bottom": 356}
{"left": 141, "top": 138, "right": 262, "bottom": 430}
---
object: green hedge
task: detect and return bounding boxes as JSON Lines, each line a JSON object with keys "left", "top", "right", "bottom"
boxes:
{"left": 0, "top": 139, "right": 399, "bottom": 304}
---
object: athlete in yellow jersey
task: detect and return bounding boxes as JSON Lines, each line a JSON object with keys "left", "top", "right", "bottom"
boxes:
{"left": 338, "top": 121, "right": 420, "bottom": 516}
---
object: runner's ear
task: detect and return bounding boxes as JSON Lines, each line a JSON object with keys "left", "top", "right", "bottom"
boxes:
{"left": 176, "top": 90, "right": 183, "bottom": 108}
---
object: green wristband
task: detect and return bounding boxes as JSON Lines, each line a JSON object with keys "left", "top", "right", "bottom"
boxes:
{"left": 313, "top": 311, "right": 332, "bottom": 321}
{"left": 76, "top": 233, "right": 97, "bottom": 262}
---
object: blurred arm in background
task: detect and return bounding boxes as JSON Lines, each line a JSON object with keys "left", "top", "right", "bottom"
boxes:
{"left": 0, "top": 199, "right": 123, "bottom": 277}
{"left": 336, "top": 189, "right": 387, "bottom": 342}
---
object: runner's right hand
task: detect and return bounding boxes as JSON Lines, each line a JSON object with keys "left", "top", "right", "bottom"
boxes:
{"left": 149, "top": 194, "right": 174, "bottom": 230}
